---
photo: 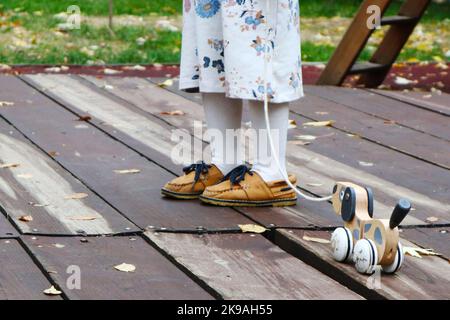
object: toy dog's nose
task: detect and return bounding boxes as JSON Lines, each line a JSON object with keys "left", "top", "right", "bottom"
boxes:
{"left": 389, "top": 199, "right": 411, "bottom": 229}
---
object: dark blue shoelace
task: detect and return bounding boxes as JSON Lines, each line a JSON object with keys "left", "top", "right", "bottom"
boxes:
{"left": 183, "top": 161, "right": 212, "bottom": 183}
{"left": 221, "top": 165, "right": 253, "bottom": 185}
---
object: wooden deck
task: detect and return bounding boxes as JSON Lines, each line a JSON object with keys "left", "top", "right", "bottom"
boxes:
{"left": 0, "top": 73, "right": 449, "bottom": 300}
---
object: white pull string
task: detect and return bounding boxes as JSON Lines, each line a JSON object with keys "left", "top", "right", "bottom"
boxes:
{"left": 262, "top": 0, "right": 332, "bottom": 202}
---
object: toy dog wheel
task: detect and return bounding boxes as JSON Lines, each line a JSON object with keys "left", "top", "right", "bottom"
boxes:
{"left": 331, "top": 227, "right": 354, "bottom": 262}
{"left": 353, "top": 239, "right": 378, "bottom": 274}
{"left": 382, "top": 242, "right": 404, "bottom": 274}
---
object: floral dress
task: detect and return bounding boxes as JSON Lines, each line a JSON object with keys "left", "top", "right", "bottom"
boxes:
{"left": 180, "top": 0, "right": 304, "bottom": 104}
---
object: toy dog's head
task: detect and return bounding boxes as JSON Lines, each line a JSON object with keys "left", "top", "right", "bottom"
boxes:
{"left": 331, "top": 182, "right": 374, "bottom": 221}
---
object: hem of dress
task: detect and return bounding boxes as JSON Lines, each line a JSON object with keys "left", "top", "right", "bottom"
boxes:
{"left": 179, "top": 80, "right": 304, "bottom": 103}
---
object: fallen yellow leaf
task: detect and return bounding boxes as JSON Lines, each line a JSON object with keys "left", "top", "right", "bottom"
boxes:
{"left": 303, "top": 120, "right": 335, "bottom": 127}
{"left": 295, "top": 135, "right": 316, "bottom": 141}
{"left": 64, "top": 192, "right": 88, "bottom": 200}
{"left": 303, "top": 235, "right": 331, "bottom": 244}
{"left": 0, "top": 163, "right": 20, "bottom": 169}
{"left": 114, "top": 169, "right": 141, "bottom": 174}
{"left": 157, "top": 79, "right": 174, "bottom": 88}
{"left": 68, "top": 216, "right": 97, "bottom": 221}
{"left": 160, "top": 110, "right": 185, "bottom": 116}
{"left": 19, "top": 215, "right": 33, "bottom": 222}
{"left": 403, "top": 247, "right": 441, "bottom": 258}
{"left": 238, "top": 224, "right": 267, "bottom": 234}
{"left": 114, "top": 263, "right": 136, "bottom": 273}
{"left": 43, "top": 286, "right": 62, "bottom": 296}
{"left": 17, "top": 173, "right": 33, "bottom": 179}
{"left": 426, "top": 216, "right": 439, "bottom": 223}
{"left": 0, "top": 101, "right": 14, "bottom": 107}
{"left": 288, "top": 119, "right": 297, "bottom": 129}
{"left": 103, "top": 68, "right": 122, "bottom": 75}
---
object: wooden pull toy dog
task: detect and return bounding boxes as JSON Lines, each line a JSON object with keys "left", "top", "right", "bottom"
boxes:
{"left": 330, "top": 182, "right": 411, "bottom": 274}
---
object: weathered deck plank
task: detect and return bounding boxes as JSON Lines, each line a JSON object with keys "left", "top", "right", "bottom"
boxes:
{"left": 2, "top": 75, "right": 251, "bottom": 231}
{"left": 102, "top": 76, "right": 449, "bottom": 226}
{"left": 144, "top": 231, "right": 362, "bottom": 300}
{"left": 289, "top": 93, "right": 450, "bottom": 169}
{"left": 0, "top": 108, "right": 138, "bottom": 235}
{"left": 0, "top": 215, "right": 18, "bottom": 239}
{"left": 369, "top": 89, "right": 450, "bottom": 117}
{"left": 0, "top": 239, "right": 61, "bottom": 300}
{"left": 401, "top": 227, "right": 450, "bottom": 259}
{"left": 306, "top": 86, "right": 450, "bottom": 141}
{"left": 274, "top": 229, "right": 450, "bottom": 300}
{"left": 22, "top": 235, "right": 212, "bottom": 300}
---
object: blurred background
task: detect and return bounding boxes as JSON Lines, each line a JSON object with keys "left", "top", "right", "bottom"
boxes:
{"left": 0, "top": 0, "right": 448, "bottom": 66}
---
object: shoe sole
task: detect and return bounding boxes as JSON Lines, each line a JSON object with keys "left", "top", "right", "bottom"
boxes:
{"left": 161, "top": 188, "right": 202, "bottom": 200}
{"left": 199, "top": 195, "right": 297, "bottom": 207}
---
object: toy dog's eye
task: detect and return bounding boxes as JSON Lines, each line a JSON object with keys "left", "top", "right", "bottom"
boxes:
{"left": 339, "top": 190, "right": 345, "bottom": 201}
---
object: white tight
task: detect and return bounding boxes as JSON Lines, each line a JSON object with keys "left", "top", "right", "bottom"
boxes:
{"left": 203, "top": 93, "right": 288, "bottom": 181}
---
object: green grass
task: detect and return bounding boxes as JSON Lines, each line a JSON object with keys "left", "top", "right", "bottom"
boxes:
{"left": 0, "top": 0, "right": 182, "bottom": 16}
{"left": 1, "top": 0, "right": 449, "bottom": 20}
{"left": 0, "top": 0, "right": 448, "bottom": 65}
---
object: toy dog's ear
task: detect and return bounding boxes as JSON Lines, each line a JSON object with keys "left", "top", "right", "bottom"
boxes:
{"left": 341, "top": 187, "right": 356, "bottom": 222}
{"left": 365, "top": 187, "right": 374, "bottom": 218}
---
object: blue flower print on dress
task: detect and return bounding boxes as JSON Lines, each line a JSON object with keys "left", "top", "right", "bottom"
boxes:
{"left": 203, "top": 56, "right": 225, "bottom": 74}
{"left": 243, "top": 11, "right": 265, "bottom": 30}
{"left": 253, "top": 78, "right": 275, "bottom": 99}
{"left": 251, "top": 36, "right": 273, "bottom": 56}
{"left": 196, "top": 0, "right": 221, "bottom": 18}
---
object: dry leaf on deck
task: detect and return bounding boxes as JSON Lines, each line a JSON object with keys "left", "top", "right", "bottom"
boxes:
{"left": 358, "top": 161, "right": 374, "bottom": 167}
{"left": 403, "top": 247, "right": 441, "bottom": 258}
{"left": 291, "top": 140, "right": 311, "bottom": 146}
{"left": 157, "top": 79, "right": 174, "bottom": 88}
{"left": 0, "top": 163, "right": 20, "bottom": 169}
{"left": 114, "top": 169, "right": 141, "bottom": 174}
{"left": 68, "top": 216, "right": 97, "bottom": 221}
{"left": 295, "top": 135, "right": 316, "bottom": 141}
{"left": 77, "top": 115, "right": 92, "bottom": 122}
{"left": 19, "top": 215, "right": 33, "bottom": 222}
{"left": 303, "top": 235, "right": 331, "bottom": 244}
{"left": 288, "top": 119, "right": 297, "bottom": 129}
{"left": 303, "top": 120, "right": 335, "bottom": 127}
{"left": 43, "top": 286, "right": 62, "bottom": 296}
{"left": 17, "top": 173, "right": 33, "bottom": 179}
{"left": 114, "top": 263, "right": 136, "bottom": 273}
{"left": 426, "top": 216, "right": 439, "bottom": 223}
{"left": 64, "top": 192, "right": 88, "bottom": 200}
{"left": 306, "top": 183, "right": 323, "bottom": 187}
{"left": 238, "top": 224, "right": 267, "bottom": 234}
{"left": 160, "top": 110, "right": 185, "bottom": 116}
{"left": 0, "top": 101, "right": 14, "bottom": 107}
{"left": 53, "top": 243, "right": 65, "bottom": 248}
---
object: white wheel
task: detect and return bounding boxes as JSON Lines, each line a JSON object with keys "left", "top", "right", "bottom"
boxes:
{"left": 353, "top": 239, "right": 378, "bottom": 274}
{"left": 382, "top": 242, "right": 404, "bottom": 274}
{"left": 331, "top": 227, "right": 353, "bottom": 262}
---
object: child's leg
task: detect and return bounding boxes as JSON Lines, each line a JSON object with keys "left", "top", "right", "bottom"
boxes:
{"left": 203, "top": 93, "right": 243, "bottom": 174}
{"left": 248, "top": 100, "right": 289, "bottom": 182}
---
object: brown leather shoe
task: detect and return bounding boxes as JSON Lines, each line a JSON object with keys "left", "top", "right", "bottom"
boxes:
{"left": 200, "top": 165, "right": 297, "bottom": 207}
{"left": 161, "top": 162, "right": 224, "bottom": 199}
